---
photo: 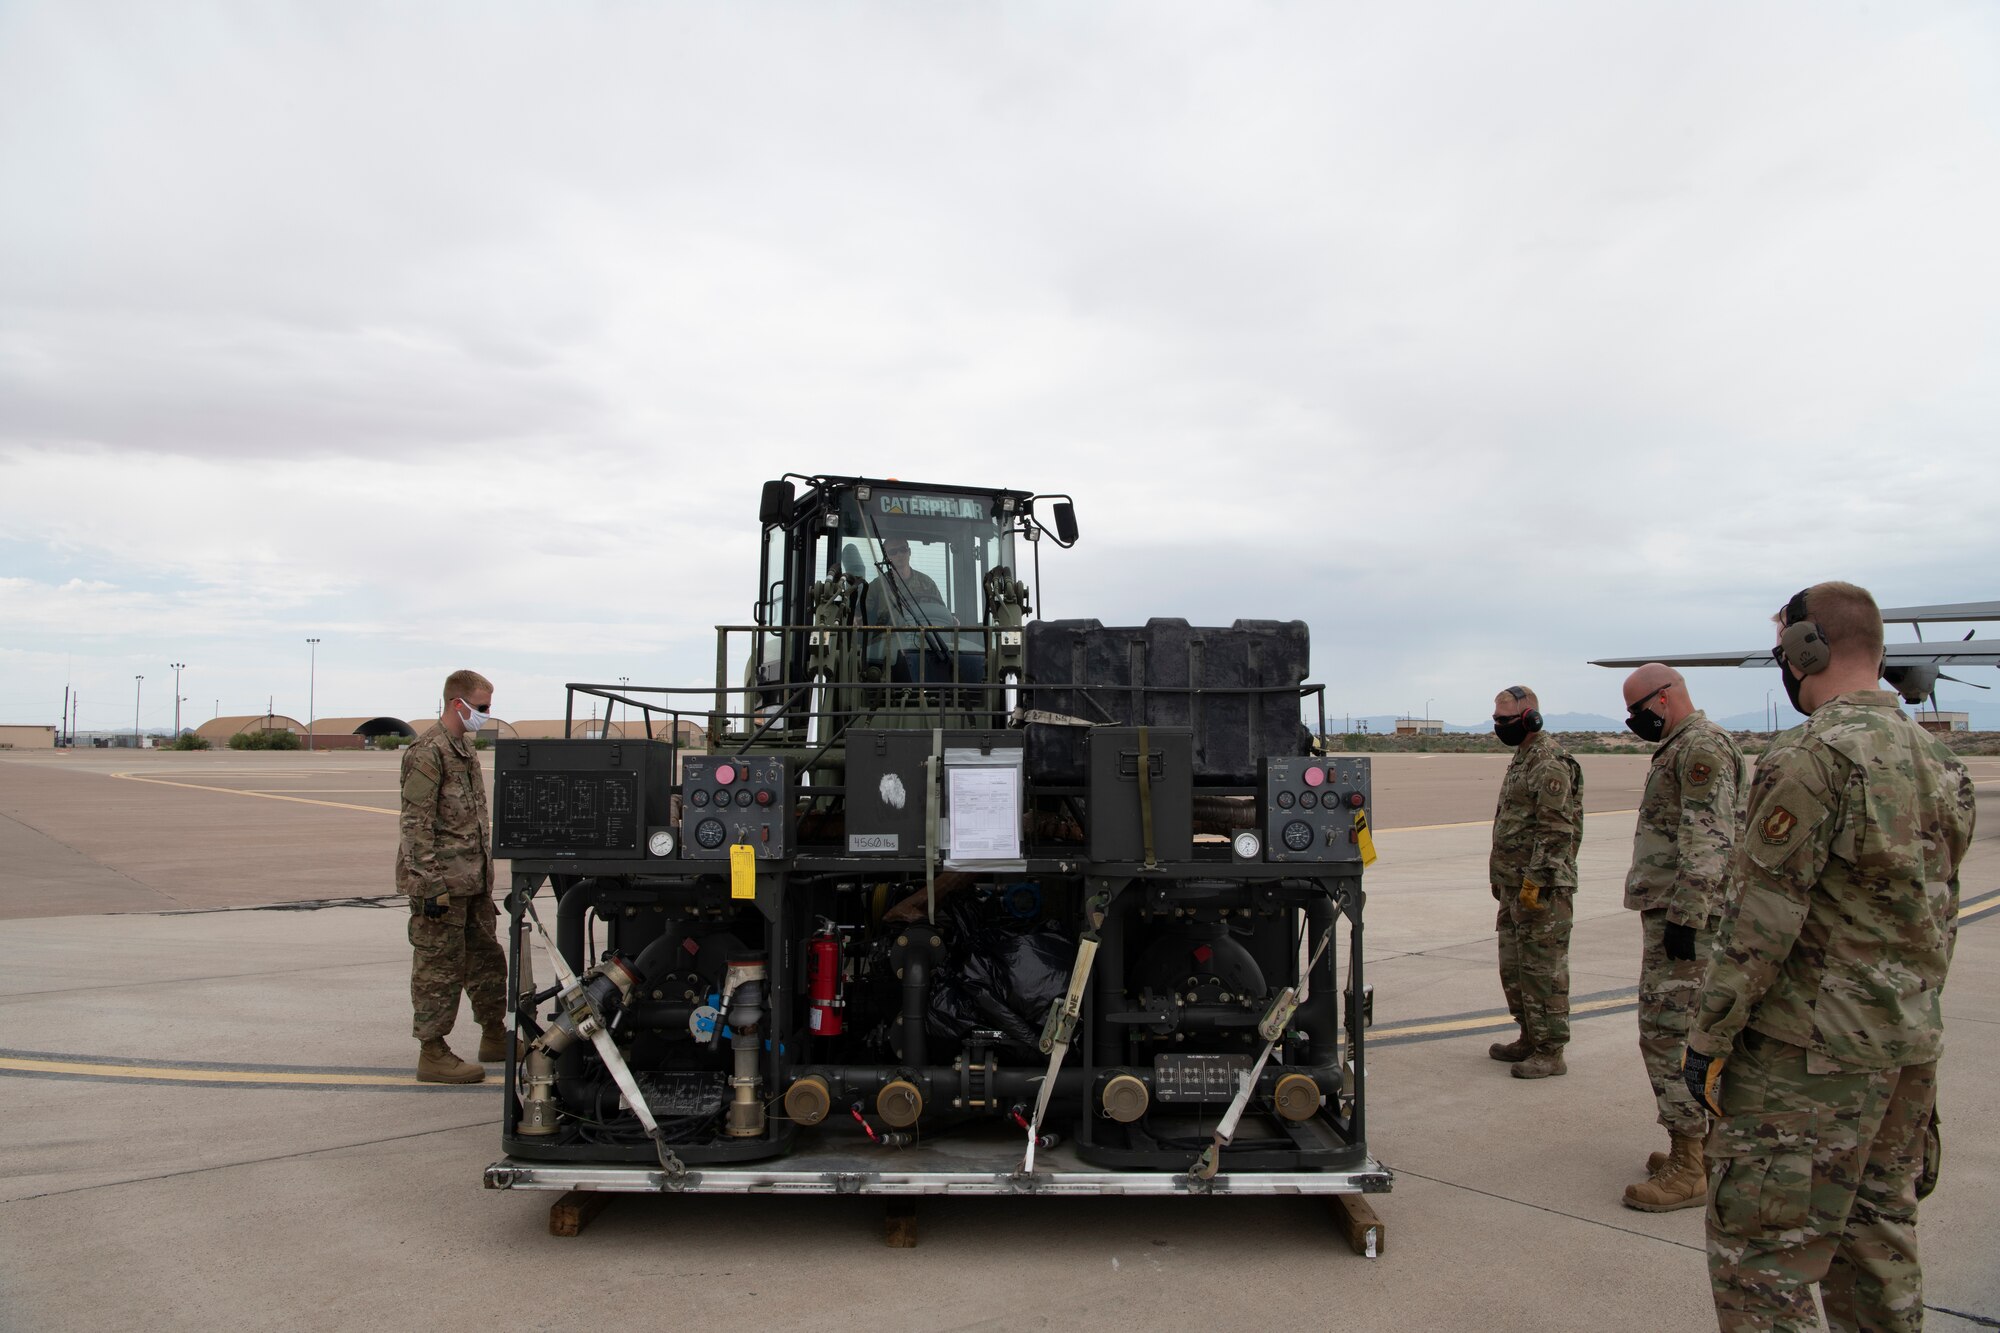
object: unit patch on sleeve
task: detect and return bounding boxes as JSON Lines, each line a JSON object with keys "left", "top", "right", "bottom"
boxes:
{"left": 1688, "top": 762, "right": 1712, "bottom": 787}
{"left": 1761, "top": 807, "right": 1798, "bottom": 844}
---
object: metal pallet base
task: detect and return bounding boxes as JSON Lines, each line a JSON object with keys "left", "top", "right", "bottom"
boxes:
{"left": 487, "top": 1140, "right": 1390, "bottom": 1197}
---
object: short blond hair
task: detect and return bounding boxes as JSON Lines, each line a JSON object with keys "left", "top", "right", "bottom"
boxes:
{"left": 1776, "top": 583, "right": 1883, "bottom": 662}
{"left": 1496, "top": 684, "right": 1539, "bottom": 709}
{"left": 443, "top": 669, "right": 492, "bottom": 703}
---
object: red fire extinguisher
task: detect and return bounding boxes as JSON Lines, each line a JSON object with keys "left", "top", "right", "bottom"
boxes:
{"left": 807, "top": 930, "right": 844, "bottom": 1037}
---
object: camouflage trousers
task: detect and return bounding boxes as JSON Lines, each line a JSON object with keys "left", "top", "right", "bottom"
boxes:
{"left": 1707, "top": 1030, "right": 1935, "bottom": 1333}
{"left": 1494, "top": 888, "right": 1572, "bottom": 1051}
{"left": 1637, "top": 908, "right": 1711, "bottom": 1138}
{"left": 408, "top": 892, "right": 507, "bottom": 1042}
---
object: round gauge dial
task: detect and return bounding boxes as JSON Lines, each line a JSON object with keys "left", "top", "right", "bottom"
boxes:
{"left": 1276, "top": 790, "right": 1296, "bottom": 809}
{"left": 647, "top": 830, "right": 676, "bottom": 857}
{"left": 1231, "top": 830, "right": 1262, "bottom": 860}
{"left": 1282, "top": 820, "right": 1314, "bottom": 852}
{"left": 689, "top": 789, "right": 710, "bottom": 808}
{"left": 1299, "top": 791, "right": 1318, "bottom": 810}
{"left": 694, "top": 818, "right": 726, "bottom": 849}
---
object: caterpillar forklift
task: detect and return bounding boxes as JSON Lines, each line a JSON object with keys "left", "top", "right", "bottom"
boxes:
{"left": 484, "top": 473, "right": 1388, "bottom": 1219}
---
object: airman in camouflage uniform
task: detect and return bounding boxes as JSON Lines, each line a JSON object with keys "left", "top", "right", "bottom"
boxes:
{"left": 1487, "top": 685, "right": 1584, "bottom": 1079}
{"left": 1685, "top": 583, "right": 1975, "bottom": 1333}
{"left": 1619, "top": 663, "right": 1752, "bottom": 1211}
{"left": 399, "top": 669, "right": 507, "bottom": 1084}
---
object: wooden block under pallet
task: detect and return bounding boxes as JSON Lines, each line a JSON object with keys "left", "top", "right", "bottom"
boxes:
{"left": 549, "top": 1191, "right": 611, "bottom": 1237}
{"left": 883, "top": 1198, "right": 918, "bottom": 1248}
{"left": 1326, "top": 1193, "right": 1385, "bottom": 1257}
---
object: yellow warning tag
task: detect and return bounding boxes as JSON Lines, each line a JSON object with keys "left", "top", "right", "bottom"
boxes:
{"left": 1353, "top": 810, "right": 1378, "bottom": 867}
{"left": 730, "top": 843, "right": 756, "bottom": 900}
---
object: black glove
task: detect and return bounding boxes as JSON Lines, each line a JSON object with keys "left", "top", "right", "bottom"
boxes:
{"left": 421, "top": 893, "right": 450, "bottom": 919}
{"left": 1662, "top": 920, "right": 1698, "bottom": 962}
{"left": 1682, "top": 1048, "right": 1724, "bottom": 1116}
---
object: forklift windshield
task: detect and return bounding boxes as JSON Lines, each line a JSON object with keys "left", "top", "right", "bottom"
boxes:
{"left": 836, "top": 489, "right": 1014, "bottom": 630}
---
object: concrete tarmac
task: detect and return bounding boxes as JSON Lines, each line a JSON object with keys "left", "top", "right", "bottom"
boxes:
{"left": 2, "top": 747, "right": 1997, "bottom": 1332}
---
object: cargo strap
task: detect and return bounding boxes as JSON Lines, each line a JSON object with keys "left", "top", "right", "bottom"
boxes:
{"left": 1136, "top": 726, "right": 1158, "bottom": 871}
{"left": 1022, "top": 891, "right": 1113, "bottom": 1174}
{"left": 1009, "top": 708, "right": 1100, "bottom": 729}
{"left": 924, "top": 728, "right": 943, "bottom": 924}
{"left": 1191, "top": 926, "right": 1334, "bottom": 1182}
{"left": 522, "top": 898, "right": 687, "bottom": 1180}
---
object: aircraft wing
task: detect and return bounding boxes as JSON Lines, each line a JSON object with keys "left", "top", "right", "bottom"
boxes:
{"left": 1588, "top": 649, "right": 1772, "bottom": 669}
{"left": 1591, "top": 639, "right": 2000, "bottom": 670}
{"left": 1877, "top": 600, "right": 2000, "bottom": 624}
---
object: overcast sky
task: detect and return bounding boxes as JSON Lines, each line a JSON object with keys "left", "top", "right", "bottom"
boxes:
{"left": 4, "top": 1, "right": 1998, "bottom": 734}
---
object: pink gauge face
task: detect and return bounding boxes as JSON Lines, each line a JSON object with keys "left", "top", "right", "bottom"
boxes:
{"left": 714, "top": 763, "right": 737, "bottom": 785}
{"left": 1302, "top": 766, "right": 1325, "bottom": 788}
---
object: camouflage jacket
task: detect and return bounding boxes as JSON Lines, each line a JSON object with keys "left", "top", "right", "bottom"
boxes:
{"left": 1623, "top": 710, "right": 1751, "bottom": 922}
{"left": 1688, "top": 691, "right": 1975, "bottom": 1069}
{"left": 395, "top": 723, "right": 492, "bottom": 899}
{"left": 1489, "top": 731, "right": 1584, "bottom": 892}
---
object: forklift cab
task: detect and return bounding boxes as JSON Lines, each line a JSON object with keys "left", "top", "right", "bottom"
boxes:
{"left": 748, "top": 476, "right": 1071, "bottom": 729}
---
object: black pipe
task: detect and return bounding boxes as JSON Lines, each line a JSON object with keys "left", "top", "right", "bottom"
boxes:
{"left": 899, "top": 954, "right": 932, "bottom": 1067}
{"left": 791, "top": 1060, "right": 1345, "bottom": 1111}
{"left": 1297, "top": 893, "right": 1341, "bottom": 1066}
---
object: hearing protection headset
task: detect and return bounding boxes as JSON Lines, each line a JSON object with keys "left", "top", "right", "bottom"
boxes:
{"left": 1777, "top": 588, "right": 1832, "bottom": 675}
{"left": 1502, "top": 685, "right": 1544, "bottom": 733}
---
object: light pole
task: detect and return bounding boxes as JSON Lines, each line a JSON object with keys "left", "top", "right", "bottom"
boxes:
{"left": 306, "top": 638, "right": 320, "bottom": 752}
{"left": 1425, "top": 697, "right": 1434, "bottom": 730}
{"left": 133, "top": 675, "right": 144, "bottom": 747}
{"left": 170, "top": 663, "right": 186, "bottom": 736}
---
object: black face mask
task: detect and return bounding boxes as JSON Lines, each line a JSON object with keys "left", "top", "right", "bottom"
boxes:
{"left": 1493, "top": 716, "right": 1532, "bottom": 747}
{"left": 1777, "top": 661, "right": 1807, "bottom": 715}
{"left": 1626, "top": 688, "right": 1668, "bottom": 742}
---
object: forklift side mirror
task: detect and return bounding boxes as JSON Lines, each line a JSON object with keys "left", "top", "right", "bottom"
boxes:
{"left": 759, "top": 480, "right": 795, "bottom": 526}
{"left": 1052, "top": 502, "right": 1078, "bottom": 545}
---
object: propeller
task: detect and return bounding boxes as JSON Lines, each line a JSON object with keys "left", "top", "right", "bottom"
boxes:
{"left": 1882, "top": 663, "right": 1991, "bottom": 711}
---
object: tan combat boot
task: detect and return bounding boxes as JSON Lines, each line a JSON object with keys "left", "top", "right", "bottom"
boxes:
{"left": 1623, "top": 1133, "right": 1706, "bottom": 1211}
{"left": 1488, "top": 1034, "right": 1533, "bottom": 1063}
{"left": 417, "top": 1038, "right": 485, "bottom": 1084}
{"left": 1511, "top": 1048, "right": 1567, "bottom": 1079}
{"left": 478, "top": 1025, "right": 509, "bottom": 1063}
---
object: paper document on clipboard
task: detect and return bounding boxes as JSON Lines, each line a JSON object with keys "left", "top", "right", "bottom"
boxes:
{"left": 946, "top": 765, "right": 1021, "bottom": 860}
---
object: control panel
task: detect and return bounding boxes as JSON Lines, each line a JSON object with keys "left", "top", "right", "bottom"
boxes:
{"left": 680, "top": 755, "right": 792, "bottom": 860}
{"left": 1258, "top": 756, "right": 1373, "bottom": 863}
{"left": 492, "top": 740, "right": 675, "bottom": 860}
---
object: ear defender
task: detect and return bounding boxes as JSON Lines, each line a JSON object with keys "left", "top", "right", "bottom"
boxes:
{"left": 1779, "top": 588, "right": 1832, "bottom": 676}
{"left": 1500, "top": 686, "right": 1544, "bottom": 733}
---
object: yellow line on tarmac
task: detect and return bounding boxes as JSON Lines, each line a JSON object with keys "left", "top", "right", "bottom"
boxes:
{"left": 1377, "top": 808, "right": 1639, "bottom": 834}
{"left": 0, "top": 1055, "right": 419, "bottom": 1087}
{"left": 1373, "top": 994, "right": 1637, "bottom": 1040}
{"left": 109, "top": 772, "right": 395, "bottom": 817}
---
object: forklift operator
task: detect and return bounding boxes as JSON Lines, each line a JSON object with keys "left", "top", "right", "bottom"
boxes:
{"left": 860, "top": 539, "right": 944, "bottom": 627}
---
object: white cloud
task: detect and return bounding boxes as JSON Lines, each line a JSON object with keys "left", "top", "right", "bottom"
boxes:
{"left": 2, "top": 0, "right": 1998, "bottom": 728}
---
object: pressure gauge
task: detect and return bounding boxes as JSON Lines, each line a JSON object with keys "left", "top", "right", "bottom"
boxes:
{"left": 694, "top": 818, "right": 727, "bottom": 850}
{"left": 647, "top": 830, "right": 676, "bottom": 857}
{"left": 1232, "top": 830, "right": 1262, "bottom": 861}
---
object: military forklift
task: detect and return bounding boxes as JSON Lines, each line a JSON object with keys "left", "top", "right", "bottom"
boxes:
{"left": 484, "top": 473, "right": 1388, "bottom": 1221}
